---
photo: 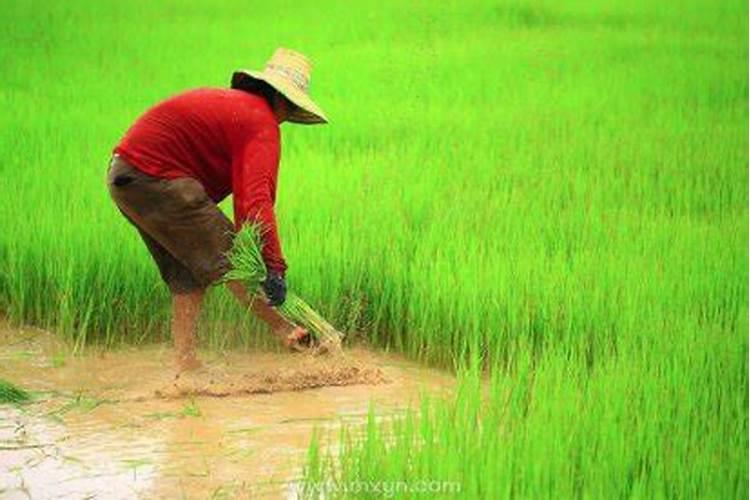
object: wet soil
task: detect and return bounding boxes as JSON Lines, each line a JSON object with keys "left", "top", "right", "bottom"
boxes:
{"left": 0, "top": 321, "right": 454, "bottom": 499}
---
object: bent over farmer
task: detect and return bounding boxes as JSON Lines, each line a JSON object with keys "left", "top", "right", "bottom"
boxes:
{"left": 107, "top": 48, "right": 327, "bottom": 371}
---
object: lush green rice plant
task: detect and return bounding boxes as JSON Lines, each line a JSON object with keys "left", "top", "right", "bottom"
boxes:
{"left": 224, "top": 225, "right": 344, "bottom": 348}
{"left": 0, "top": 379, "right": 30, "bottom": 404}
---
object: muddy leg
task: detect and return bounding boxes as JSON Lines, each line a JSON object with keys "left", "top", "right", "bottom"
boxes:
{"left": 225, "top": 281, "right": 307, "bottom": 347}
{"left": 172, "top": 290, "right": 205, "bottom": 371}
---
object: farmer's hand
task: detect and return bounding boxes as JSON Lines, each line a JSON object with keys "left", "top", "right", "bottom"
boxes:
{"left": 262, "top": 271, "right": 286, "bottom": 307}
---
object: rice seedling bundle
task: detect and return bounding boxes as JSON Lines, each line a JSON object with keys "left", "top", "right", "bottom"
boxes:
{"left": 223, "top": 225, "right": 344, "bottom": 351}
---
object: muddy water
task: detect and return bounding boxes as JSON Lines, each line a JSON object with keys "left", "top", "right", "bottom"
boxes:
{"left": 0, "top": 321, "right": 453, "bottom": 499}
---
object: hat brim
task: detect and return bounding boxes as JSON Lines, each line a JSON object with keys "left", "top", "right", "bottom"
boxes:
{"left": 231, "top": 70, "right": 328, "bottom": 125}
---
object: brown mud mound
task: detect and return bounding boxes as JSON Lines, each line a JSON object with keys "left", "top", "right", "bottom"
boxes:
{"left": 158, "top": 355, "right": 389, "bottom": 398}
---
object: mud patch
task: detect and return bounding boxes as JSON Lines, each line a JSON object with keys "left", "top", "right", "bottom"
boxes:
{"left": 0, "top": 320, "right": 454, "bottom": 498}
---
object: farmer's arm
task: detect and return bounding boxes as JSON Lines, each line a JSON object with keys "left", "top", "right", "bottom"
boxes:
{"left": 231, "top": 123, "right": 288, "bottom": 276}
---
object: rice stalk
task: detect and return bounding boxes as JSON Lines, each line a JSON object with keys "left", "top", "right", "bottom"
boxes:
{"left": 224, "top": 224, "right": 344, "bottom": 348}
{"left": 0, "top": 378, "right": 30, "bottom": 404}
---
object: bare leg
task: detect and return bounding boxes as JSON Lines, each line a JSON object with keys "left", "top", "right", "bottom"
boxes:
{"left": 171, "top": 289, "right": 205, "bottom": 371}
{"left": 225, "top": 281, "right": 308, "bottom": 348}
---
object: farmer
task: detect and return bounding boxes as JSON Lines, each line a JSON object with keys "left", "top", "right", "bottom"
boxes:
{"left": 107, "top": 48, "right": 327, "bottom": 371}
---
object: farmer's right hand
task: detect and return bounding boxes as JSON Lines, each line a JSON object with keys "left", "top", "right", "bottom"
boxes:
{"left": 262, "top": 271, "right": 286, "bottom": 307}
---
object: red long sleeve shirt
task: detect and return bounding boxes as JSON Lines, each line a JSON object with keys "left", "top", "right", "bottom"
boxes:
{"left": 114, "top": 88, "right": 287, "bottom": 274}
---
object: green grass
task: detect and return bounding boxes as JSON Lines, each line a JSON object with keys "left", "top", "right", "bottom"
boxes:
{"left": 0, "top": 0, "right": 746, "bottom": 497}
{"left": 0, "top": 379, "right": 30, "bottom": 404}
{"left": 180, "top": 398, "right": 202, "bottom": 418}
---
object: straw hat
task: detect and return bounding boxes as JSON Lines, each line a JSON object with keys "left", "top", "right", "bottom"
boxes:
{"left": 231, "top": 48, "right": 328, "bottom": 124}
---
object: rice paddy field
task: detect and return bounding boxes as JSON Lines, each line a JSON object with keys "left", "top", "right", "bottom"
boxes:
{"left": 1, "top": 0, "right": 747, "bottom": 497}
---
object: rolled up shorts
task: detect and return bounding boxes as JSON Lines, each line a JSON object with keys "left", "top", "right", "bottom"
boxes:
{"left": 107, "top": 154, "right": 234, "bottom": 294}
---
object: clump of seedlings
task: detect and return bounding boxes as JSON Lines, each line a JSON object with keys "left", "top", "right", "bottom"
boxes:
{"left": 224, "top": 225, "right": 344, "bottom": 353}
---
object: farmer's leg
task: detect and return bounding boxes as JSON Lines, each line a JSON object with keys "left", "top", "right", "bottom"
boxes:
{"left": 171, "top": 289, "right": 205, "bottom": 370}
{"left": 108, "top": 158, "right": 206, "bottom": 369}
{"left": 128, "top": 221, "right": 207, "bottom": 370}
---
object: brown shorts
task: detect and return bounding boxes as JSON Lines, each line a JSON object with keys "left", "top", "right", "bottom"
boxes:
{"left": 107, "top": 155, "right": 234, "bottom": 294}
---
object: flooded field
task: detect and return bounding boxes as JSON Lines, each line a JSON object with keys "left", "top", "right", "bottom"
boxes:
{"left": 0, "top": 322, "right": 454, "bottom": 498}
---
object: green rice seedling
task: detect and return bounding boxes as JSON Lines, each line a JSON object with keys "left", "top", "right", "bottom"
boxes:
{"left": 51, "top": 350, "right": 66, "bottom": 368}
{"left": 224, "top": 225, "right": 344, "bottom": 349}
{"left": 0, "top": 379, "right": 30, "bottom": 404}
{"left": 46, "top": 393, "right": 106, "bottom": 417}
{"left": 180, "top": 398, "right": 202, "bottom": 418}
